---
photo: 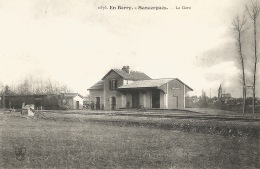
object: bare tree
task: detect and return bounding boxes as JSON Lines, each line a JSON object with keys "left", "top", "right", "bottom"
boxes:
{"left": 9, "top": 76, "right": 73, "bottom": 95}
{"left": 232, "top": 14, "right": 248, "bottom": 113}
{"left": 60, "top": 85, "right": 73, "bottom": 93}
{"left": 0, "top": 81, "right": 4, "bottom": 95}
{"left": 246, "top": 0, "right": 260, "bottom": 113}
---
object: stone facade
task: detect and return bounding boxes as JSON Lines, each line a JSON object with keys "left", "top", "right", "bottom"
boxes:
{"left": 88, "top": 66, "right": 193, "bottom": 110}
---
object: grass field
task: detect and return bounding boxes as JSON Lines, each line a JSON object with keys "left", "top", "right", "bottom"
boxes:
{"left": 0, "top": 110, "right": 259, "bottom": 169}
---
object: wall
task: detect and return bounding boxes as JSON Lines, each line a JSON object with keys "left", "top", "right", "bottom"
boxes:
{"left": 125, "top": 93, "right": 132, "bottom": 108}
{"left": 66, "top": 96, "right": 83, "bottom": 109}
{"left": 123, "top": 80, "right": 134, "bottom": 85}
{"left": 4, "top": 95, "right": 53, "bottom": 109}
{"left": 121, "top": 94, "right": 126, "bottom": 108}
{"left": 73, "top": 96, "right": 84, "bottom": 109}
{"left": 167, "top": 79, "right": 186, "bottom": 109}
{"left": 89, "top": 74, "right": 192, "bottom": 110}
{"left": 124, "top": 90, "right": 153, "bottom": 109}
{"left": 42, "top": 95, "right": 60, "bottom": 109}
{"left": 4, "top": 95, "right": 34, "bottom": 109}
{"left": 103, "top": 71, "right": 124, "bottom": 110}
{"left": 66, "top": 98, "right": 74, "bottom": 109}
{"left": 160, "top": 90, "right": 165, "bottom": 108}
{"left": 145, "top": 91, "right": 152, "bottom": 108}
{"left": 89, "top": 90, "right": 104, "bottom": 109}
{"left": 139, "top": 92, "right": 144, "bottom": 107}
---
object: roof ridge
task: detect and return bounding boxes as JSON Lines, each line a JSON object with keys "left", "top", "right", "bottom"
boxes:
{"left": 102, "top": 68, "right": 151, "bottom": 80}
{"left": 131, "top": 70, "right": 142, "bottom": 73}
{"left": 145, "top": 78, "right": 174, "bottom": 80}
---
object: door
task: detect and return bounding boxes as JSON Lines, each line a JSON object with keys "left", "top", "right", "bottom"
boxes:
{"left": 96, "top": 97, "right": 100, "bottom": 110}
{"left": 172, "top": 96, "right": 178, "bottom": 108}
{"left": 5, "top": 99, "right": 10, "bottom": 109}
{"left": 132, "top": 91, "right": 139, "bottom": 108}
{"left": 76, "top": 101, "right": 79, "bottom": 109}
{"left": 34, "top": 99, "right": 42, "bottom": 109}
{"left": 111, "top": 97, "right": 116, "bottom": 110}
{"left": 152, "top": 90, "right": 160, "bottom": 108}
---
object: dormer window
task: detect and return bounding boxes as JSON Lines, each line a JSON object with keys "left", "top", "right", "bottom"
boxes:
{"left": 109, "top": 79, "right": 117, "bottom": 90}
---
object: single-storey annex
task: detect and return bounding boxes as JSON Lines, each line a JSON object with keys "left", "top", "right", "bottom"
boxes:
{"left": 88, "top": 66, "right": 193, "bottom": 110}
{"left": 2, "top": 93, "right": 84, "bottom": 110}
{"left": 60, "top": 93, "right": 84, "bottom": 110}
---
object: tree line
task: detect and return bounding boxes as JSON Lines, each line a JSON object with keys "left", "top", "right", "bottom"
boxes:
{"left": 0, "top": 76, "right": 72, "bottom": 96}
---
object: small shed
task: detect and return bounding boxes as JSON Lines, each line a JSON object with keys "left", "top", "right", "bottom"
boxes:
{"left": 22, "top": 104, "right": 35, "bottom": 116}
{"left": 60, "top": 93, "right": 84, "bottom": 110}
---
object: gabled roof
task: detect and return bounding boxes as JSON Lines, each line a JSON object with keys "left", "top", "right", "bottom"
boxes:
{"left": 118, "top": 78, "right": 193, "bottom": 91}
{"left": 101, "top": 69, "right": 151, "bottom": 81}
{"left": 175, "top": 78, "right": 193, "bottom": 91}
{"left": 88, "top": 80, "right": 104, "bottom": 90}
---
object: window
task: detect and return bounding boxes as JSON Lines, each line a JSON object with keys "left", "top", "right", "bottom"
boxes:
{"left": 109, "top": 79, "right": 117, "bottom": 90}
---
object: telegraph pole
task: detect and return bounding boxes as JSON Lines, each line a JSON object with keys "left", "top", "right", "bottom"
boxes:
{"left": 1, "top": 92, "right": 5, "bottom": 109}
{"left": 3, "top": 93, "right": 4, "bottom": 109}
{"left": 0, "top": 89, "right": 4, "bottom": 109}
{"left": 244, "top": 85, "right": 254, "bottom": 114}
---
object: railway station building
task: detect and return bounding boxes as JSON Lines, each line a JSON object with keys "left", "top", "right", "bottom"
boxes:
{"left": 88, "top": 66, "right": 193, "bottom": 110}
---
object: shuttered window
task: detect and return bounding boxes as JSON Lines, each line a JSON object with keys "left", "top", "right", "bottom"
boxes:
{"left": 109, "top": 80, "right": 112, "bottom": 90}
{"left": 109, "top": 79, "right": 117, "bottom": 90}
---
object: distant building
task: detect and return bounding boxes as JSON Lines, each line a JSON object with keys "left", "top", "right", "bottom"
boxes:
{"left": 3, "top": 94, "right": 59, "bottom": 109}
{"left": 3, "top": 93, "right": 84, "bottom": 110}
{"left": 60, "top": 93, "right": 84, "bottom": 110}
{"left": 218, "top": 85, "right": 223, "bottom": 99}
{"left": 88, "top": 66, "right": 193, "bottom": 110}
{"left": 222, "top": 93, "right": 231, "bottom": 99}
{"left": 218, "top": 84, "right": 231, "bottom": 101}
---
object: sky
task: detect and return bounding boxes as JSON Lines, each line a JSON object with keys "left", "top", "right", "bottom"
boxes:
{"left": 0, "top": 0, "right": 259, "bottom": 97}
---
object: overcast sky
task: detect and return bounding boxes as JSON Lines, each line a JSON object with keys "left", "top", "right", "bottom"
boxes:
{"left": 0, "top": 0, "right": 259, "bottom": 97}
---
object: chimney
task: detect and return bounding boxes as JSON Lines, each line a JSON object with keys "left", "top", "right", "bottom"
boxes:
{"left": 122, "top": 66, "right": 130, "bottom": 73}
